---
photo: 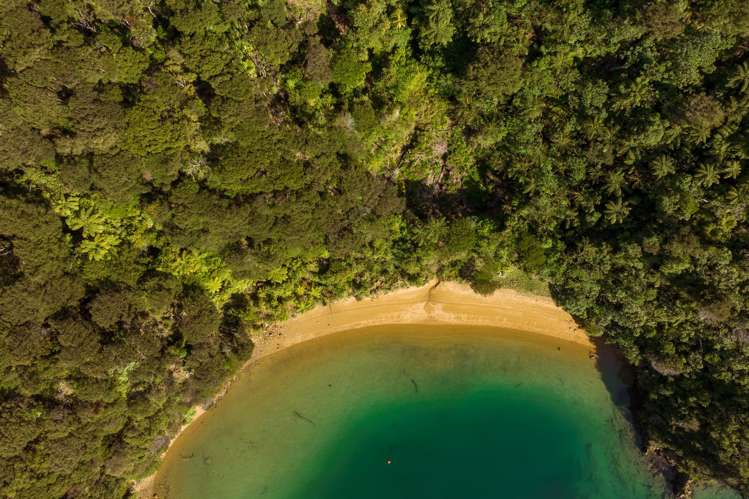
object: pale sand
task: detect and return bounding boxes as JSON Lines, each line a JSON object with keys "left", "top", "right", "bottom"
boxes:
{"left": 134, "top": 279, "right": 591, "bottom": 497}
{"left": 251, "top": 279, "right": 591, "bottom": 361}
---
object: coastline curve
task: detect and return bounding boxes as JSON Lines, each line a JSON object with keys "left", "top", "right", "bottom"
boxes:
{"left": 134, "top": 280, "right": 592, "bottom": 497}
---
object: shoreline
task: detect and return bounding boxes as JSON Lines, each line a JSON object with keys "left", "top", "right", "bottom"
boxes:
{"left": 251, "top": 279, "right": 592, "bottom": 362}
{"left": 134, "top": 279, "right": 592, "bottom": 497}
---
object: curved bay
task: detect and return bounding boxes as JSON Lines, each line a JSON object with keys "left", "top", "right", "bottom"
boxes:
{"left": 154, "top": 325, "right": 668, "bottom": 499}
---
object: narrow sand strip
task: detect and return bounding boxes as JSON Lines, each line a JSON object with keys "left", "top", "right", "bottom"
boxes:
{"left": 251, "top": 279, "right": 591, "bottom": 361}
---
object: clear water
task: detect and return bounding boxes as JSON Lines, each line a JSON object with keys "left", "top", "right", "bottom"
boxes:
{"left": 153, "top": 325, "right": 668, "bottom": 498}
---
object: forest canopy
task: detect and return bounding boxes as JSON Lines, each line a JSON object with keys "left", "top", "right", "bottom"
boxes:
{"left": 1, "top": 0, "right": 748, "bottom": 496}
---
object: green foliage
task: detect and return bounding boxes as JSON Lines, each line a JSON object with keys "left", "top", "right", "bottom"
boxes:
{"left": 418, "top": 0, "right": 456, "bottom": 48}
{"left": 492, "top": 266, "right": 550, "bottom": 297}
{"left": 331, "top": 47, "right": 372, "bottom": 91}
{"left": 1, "top": 0, "right": 748, "bottom": 496}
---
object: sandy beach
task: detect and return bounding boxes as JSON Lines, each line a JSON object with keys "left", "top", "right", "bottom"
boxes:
{"left": 252, "top": 279, "right": 591, "bottom": 361}
{"left": 135, "top": 279, "right": 591, "bottom": 497}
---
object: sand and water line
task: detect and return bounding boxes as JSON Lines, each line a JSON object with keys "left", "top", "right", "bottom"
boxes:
{"left": 147, "top": 281, "right": 671, "bottom": 498}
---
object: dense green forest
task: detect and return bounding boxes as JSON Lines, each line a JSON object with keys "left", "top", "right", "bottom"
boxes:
{"left": 0, "top": 0, "right": 747, "bottom": 496}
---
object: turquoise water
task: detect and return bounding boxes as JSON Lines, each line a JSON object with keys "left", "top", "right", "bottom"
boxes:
{"left": 154, "top": 325, "right": 668, "bottom": 498}
{"left": 297, "top": 389, "right": 631, "bottom": 499}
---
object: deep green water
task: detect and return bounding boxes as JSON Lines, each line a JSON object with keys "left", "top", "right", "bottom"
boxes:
{"left": 154, "top": 326, "right": 669, "bottom": 499}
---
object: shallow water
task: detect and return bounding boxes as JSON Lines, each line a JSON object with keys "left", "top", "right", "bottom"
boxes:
{"left": 153, "top": 325, "right": 668, "bottom": 499}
